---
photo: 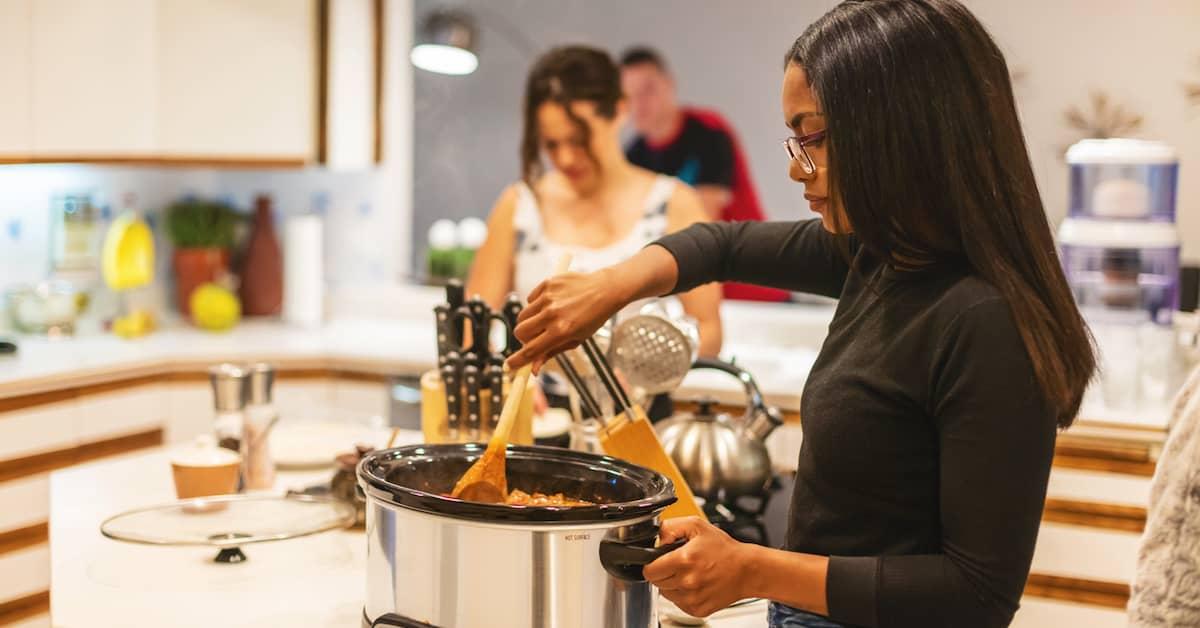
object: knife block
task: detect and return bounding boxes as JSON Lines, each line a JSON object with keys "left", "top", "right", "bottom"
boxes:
{"left": 419, "top": 369, "right": 535, "bottom": 445}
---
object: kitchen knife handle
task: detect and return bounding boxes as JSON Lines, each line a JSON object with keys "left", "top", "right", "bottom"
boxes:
{"left": 487, "top": 363, "right": 504, "bottom": 432}
{"left": 434, "top": 304, "right": 453, "bottom": 357}
{"left": 445, "top": 279, "right": 465, "bottom": 311}
{"left": 502, "top": 295, "right": 523, "bottom": 356}
{"left": 441, "top": 358, "right": 461, "bottom": 442}
{"left": 450, "top": 307, "right": 473, "bottom": 352}
{"left": 467, "top": 297, "right": 490, "bottom": 356}
{"left": 463, "top": 364, "right": 481, "bottom": 442}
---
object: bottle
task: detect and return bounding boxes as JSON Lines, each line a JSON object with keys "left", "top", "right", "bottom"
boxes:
{"left": 240, "top": 195, "right": 284, "bottom": 316}
{"left": 208, "top": 364, "right": 249, "bottom": 488}
{"left": 242, "top": 363, "right": 279, "bottom": 490}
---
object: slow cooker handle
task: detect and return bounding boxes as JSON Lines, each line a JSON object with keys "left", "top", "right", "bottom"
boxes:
{"left": 598, "top": 537, "right": 687, "bottom": 582}
{"left": 370, "top": 613, "right": 439, "bottom": 627}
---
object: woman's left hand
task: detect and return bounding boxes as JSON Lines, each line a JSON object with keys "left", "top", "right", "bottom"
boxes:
{"left": 643, "top": 516, "right": 756, "bottom": 618}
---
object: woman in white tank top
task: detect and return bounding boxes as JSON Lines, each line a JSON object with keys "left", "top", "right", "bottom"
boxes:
{"left": 466, "top": 46, "right": 722, "bottom": 358}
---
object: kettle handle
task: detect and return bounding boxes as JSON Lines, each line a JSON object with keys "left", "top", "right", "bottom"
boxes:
{"left": 689, "top": 358, "right": 783, "bottom": 440}
{"left": 689, "top": 358, "right": 766, "bottom": 417}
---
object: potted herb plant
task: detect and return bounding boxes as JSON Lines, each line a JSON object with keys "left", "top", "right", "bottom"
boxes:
{"left": 164, "top": 198, "right": 240, "bottom": 316}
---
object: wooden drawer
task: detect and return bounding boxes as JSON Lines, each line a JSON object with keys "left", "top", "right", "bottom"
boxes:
{"left": 1012, "top": 597, "right": 1127, "bottom": 628}
{"left": 0, "top": 543, "right": 48, "bottom": 607}
{"left": 1031, "top": 521, "right": 1141, "bottom": 584}
{"left": 0, "top": 475, "right": 48, "bottom": 534}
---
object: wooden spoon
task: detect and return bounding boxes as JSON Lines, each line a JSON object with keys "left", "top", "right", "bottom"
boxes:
{"left": 450, "top": 363, "right": 533, "bottom": 503}
{"left": 449, "top": 254, "right": 572, "bottom": 504}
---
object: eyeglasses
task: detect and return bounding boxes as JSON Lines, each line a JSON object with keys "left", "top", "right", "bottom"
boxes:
{"left": 782, "top": 129, "right": 827, "bottom": 175}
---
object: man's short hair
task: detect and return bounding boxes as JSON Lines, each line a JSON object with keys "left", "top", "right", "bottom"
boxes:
{"left": 619, "top": 46, "right": 669, "bottom": 74}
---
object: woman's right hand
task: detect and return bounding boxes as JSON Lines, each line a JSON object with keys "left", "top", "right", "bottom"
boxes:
{"left": 507, "top": 269, "right": 628, "bottom": 372}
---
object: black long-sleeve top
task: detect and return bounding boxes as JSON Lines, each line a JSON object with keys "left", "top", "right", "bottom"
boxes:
{"left": 656, "top": 220, "right": 1056, "bottom": 628}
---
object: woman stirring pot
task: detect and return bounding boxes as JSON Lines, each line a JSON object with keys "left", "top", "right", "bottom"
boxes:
{"left": 508, "top": 2, "right": 1096, "bottom": 626}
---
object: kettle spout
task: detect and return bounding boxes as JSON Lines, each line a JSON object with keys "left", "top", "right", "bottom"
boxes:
{"left": 744, "top": 406, "right": 784, "bottom": 441}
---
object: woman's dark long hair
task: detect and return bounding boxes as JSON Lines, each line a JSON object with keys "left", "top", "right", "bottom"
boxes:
{"left": 787, "top": 0, "right": 1095, "bottom": 428}
{"left": 520, "top": 46, "right": 622, "bottom": 190}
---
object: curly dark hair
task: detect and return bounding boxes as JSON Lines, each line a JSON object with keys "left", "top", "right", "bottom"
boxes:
{"left": 519, "top": 45, "right": 622, "bottom": 190}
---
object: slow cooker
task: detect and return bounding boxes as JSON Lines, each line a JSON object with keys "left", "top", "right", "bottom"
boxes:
{"left": 357, "top": 443, "right": 682, "bottom": 627}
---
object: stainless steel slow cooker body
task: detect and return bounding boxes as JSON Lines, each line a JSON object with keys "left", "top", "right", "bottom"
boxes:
{"left": 358, "top": 443, "right": 680, "bottom": 628}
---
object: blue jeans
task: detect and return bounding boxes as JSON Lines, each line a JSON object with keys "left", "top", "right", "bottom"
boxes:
{"left": 768, "top": 602, "right": 846, "bottom": 628}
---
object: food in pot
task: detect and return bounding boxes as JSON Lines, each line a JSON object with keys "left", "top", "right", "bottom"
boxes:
{"left": 505, "top": 489, "right": 593, "bottom": 507}
{"left": 443, "top": 488, "right": 595, "bottom": 506}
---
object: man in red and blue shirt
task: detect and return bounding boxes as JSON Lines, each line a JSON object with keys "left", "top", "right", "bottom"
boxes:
{"left": 621, "top": 47, "right": 789, "bottom": 303}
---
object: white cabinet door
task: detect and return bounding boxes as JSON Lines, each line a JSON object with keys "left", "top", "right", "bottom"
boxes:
{"left": 0, "top": 0, "right": 32, "bottom": 157}
{"left": 325, "top": 0, "right": 377, "bottom": 170}
{"left": 156, "top": 0, "right": 316, "bottom": 161}
{"left": 30, "top": 0, "right": 158, "bottom": 156}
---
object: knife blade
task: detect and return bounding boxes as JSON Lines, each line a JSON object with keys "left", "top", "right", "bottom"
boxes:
{"left": 441, "top": 352, "right": 462, "bottom": 442}
{"left": 463, "top": 361, "right": 481, "bottom": 442}
{"left": 501, "top": 294, "right": 523, "bottom": 357}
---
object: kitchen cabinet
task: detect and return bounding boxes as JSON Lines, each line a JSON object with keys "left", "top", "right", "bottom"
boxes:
{"left": 325, "top": 0, "right": 379, "bottom": 170}
{"left": 0, "top": 0, "right": 384, "bottom": 167}
{"left": 30, "top": 0, "right": 158, "bottom": 157}
{"left": 156, "top": 0, "right": 316, "bottom": 161}
{"left": 0, "top": 0, "right": 33, "bottom": 158}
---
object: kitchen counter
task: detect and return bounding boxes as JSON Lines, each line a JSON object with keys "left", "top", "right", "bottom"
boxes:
{"left": 1, "top": 281, "right": 1171, "bottom": 442}
{"left": 0, "top": 293, "right": 835, "bottom": 411}
{"left": 49, "top": 434, "right": 769, "bottom": 627}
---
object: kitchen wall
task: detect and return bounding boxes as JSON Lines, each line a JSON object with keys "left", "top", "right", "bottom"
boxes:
{"left": 0, "top": 164, "right": 398, "bottom": 310}
{"left": 411, "top": 0, "right": 1200, "bottom": 261}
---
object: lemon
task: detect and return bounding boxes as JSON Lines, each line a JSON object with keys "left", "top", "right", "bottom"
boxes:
{"left": 190, "top": 283, "right": 241, "bottom": 331}
{"left": 102, "top": 212, "right": 155, "bottom": 291}
{"left": 112, "top": 309, "right": 156, "bottom": 339}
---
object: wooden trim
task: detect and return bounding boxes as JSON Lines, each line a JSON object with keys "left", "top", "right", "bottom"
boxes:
{"left": 1024, "top": 573, "right": 1129, "bottom": 609}
{"left": 170, "top": 368, "right": 388, "bottom": 384}
{"left": 1, "top": 367, "right": 395, "bottom": 414}
{"left": 315, "top": 0, "right": 330, "bottom": 164}
{"left": 1043, "top": 498, "right": 1146, "bottom": 533}
{"left": 672, "top": 400, "right": 801, "bottom": 424}
{"left": 1057, "top": 440, "right": 1155, "bottom": 463}
{"left": 0, "top": 428, "right": 162, "bottom": 484}
{"left": 0, "top": 387, "right": 77, "bottom": 414}
{"left": 332, "top": 369, "right": 391, "bottom": 384}
{"left": 0, "top": 591, "right": 49, "bottom": 626}
{"left": 372, "top": 0, "right": 385, "bottom": 164}
{"left": 0, "top": 155, "right": 307, "bottom": 168}
{"left": 1053, "top": 453, "right": 1157, "bottom": 477}
{"left": 0, "top": 523, "right": 47, "bottom": 557}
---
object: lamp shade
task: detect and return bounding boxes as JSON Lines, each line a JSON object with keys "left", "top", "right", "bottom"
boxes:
{"left": 411, "top": 9, "right": 478, "bottom": 75}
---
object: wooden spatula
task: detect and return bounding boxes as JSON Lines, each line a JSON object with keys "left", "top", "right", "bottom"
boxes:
{"left": 581, "top": 340, "right": 706, "bottom": 520}
{"left": 449, "top": 254, "right": 572, "bottom": 503}
{"left": 599, "top": 405, "right": 705, "bottom": 519}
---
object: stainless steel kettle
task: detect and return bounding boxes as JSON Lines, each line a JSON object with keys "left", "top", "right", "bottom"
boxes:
{"left": 655, "top": 358, "right": 784, "bottom": 502}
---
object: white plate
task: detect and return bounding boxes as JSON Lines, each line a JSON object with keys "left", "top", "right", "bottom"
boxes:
{"left": 269, "top": 422, "right": 385, "bottom": 469}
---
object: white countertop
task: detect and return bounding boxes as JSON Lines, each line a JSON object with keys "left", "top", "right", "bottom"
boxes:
{"left": 49, "top": 432, "right": 769, "bottom": 627}
{"left": 0, "top": 317, "right": 436, "bottom": 398}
